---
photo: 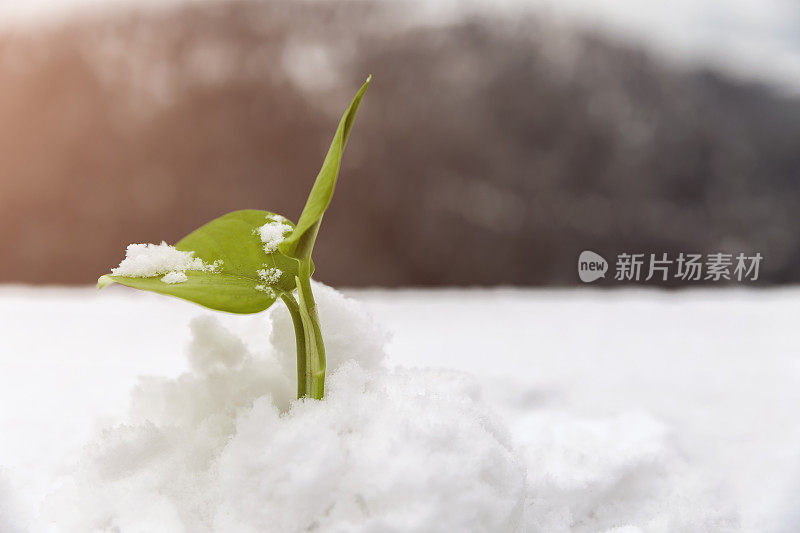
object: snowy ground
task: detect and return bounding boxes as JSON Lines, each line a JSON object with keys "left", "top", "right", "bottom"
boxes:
{"left": 0, "top": 285, "right": 798, "bottom": 531}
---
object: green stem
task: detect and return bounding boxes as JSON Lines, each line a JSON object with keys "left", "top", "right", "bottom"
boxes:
{"left": 281, "top": 261, "right": 326, "bottom": 400}
{"left": 295, "top": 272, "right": 326, "bottom": 400}
{"left": 280, "top": 293, "right": 306, "bottom": 399}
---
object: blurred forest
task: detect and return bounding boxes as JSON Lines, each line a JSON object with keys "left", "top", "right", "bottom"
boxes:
{"left": 0, "top": 0, "right": 798, "bottom": 286}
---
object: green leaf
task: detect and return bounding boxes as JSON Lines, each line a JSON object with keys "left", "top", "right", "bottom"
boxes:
{"left": 280, "top": 75, "right": 371, "bottom": 264}
{"left": 98, "top": 210, "right": 301, "bottom": 314}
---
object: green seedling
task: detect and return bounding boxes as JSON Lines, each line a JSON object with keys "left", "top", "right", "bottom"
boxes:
{"left": 98, "top": 77, "right": 371, "bottom": 400}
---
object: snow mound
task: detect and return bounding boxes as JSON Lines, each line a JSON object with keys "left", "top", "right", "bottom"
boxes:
{"left": 0, "top": 471, "right": 24, "bottom": 533}
{"left": 214, "top": 363, "right": 526, "bottom": 532}
{"left": 34, "top": 284, "right": 738, "bottom": 532}
{"left": 42, "top": 284, "right": 524, "bottom": 532}
{"left": 517, "top": 411, "right": 738, "bottom": 532}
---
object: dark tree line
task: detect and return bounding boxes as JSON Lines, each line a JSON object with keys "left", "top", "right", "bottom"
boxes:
{"left": 1, "top": 1, "right": 798, "bottom": 286}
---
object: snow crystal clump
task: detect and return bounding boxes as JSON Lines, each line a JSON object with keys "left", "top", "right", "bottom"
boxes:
{"left": 258, "top": 218, "right": 292, "bottom": 253}
{"left": 254, "top": 284, "right": 276, "bottom": 298}
{"left": 160, "top": 271, "right": 188, "bottom": 284}
{"left": 257, "top": 267, "right": 282, "bottom": 285}
{"left": 42, "top": 283, "right": 526, "bottom": 532}
{"left": 111, "top": 242, "right": 220, "bottom": 278}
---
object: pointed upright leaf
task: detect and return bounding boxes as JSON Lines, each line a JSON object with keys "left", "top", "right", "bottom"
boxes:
{"left": 280, "top": 76, "right": 371, "bottom": 264}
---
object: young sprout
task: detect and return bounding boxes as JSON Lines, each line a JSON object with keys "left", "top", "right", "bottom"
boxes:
{"left": 98, "top": 76, "right": 371, "bottom": 400}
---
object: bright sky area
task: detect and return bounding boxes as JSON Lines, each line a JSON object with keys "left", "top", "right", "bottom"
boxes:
{"left": 0, "top": 0, "right": 797, "bottom": 93}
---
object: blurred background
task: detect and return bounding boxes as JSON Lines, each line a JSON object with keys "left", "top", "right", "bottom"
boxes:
{"left": 0, "top": 0, "right": 798, "bottom": 287}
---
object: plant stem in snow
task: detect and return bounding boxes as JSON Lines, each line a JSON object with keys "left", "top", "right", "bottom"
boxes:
{"left": 98, "top": 78, "right": 369, "bottom": 401}
{"left": 280, "top": 293, "right": 307, "bottom": 398}
{"left": 294, "top": 271, "right": 326, "bottom": 400}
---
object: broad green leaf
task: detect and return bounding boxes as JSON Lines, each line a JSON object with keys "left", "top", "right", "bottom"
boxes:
{"left": 280, "top": 75, "right": 371, "bottom": 264}
{"left": 98, "top": 210, "right": 301, "bottom": 314}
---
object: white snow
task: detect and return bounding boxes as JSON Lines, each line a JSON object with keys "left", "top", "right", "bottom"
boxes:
{"left": 0, "top": 285, "right": 798, "bottom": 531}
{"left": 257, "top": 267, "right": 282, "bottom": 285}
{"left": 30, "top": 284, "right": 523, "bottom": 531}
{"left": 254, "top": 284, "right": 276, "bottom": 298}
{"left": 111, "top": 242, "right": 219, "bottom": 278}
{"left": 258, "top": 219, "right": 292, "bottom": 254}
{"left": 160, "top": 271, "right": 188, "bottom": 284}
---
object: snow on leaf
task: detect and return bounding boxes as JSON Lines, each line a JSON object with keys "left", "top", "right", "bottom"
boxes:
{"left": 98, "top": 210, "right": 300, "bottom": 314}
{"left": 254, "top": 284, "right": 276, "bottom": 298}
{"left": 161, "top": 271, "right": 188, "bottom": 284}
{"left": 257, "top": 267, "right": 283, "bottom": 285}
{"left": 111, "top": 242, "right": 215, "bottom": 278}
{"left": 258, "top": 219, "right": 292, "bottom": 254}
